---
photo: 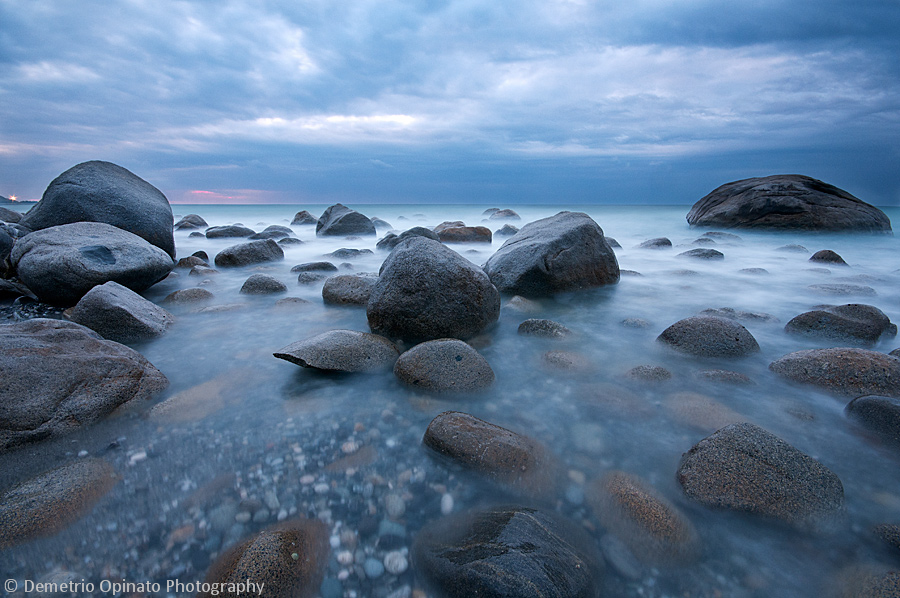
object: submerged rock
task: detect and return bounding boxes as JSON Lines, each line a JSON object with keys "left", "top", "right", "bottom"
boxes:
{"left": 205, "top": 224, "right": 256, "bottom": 238}
{"left": 677, "top": 422, "right": 844, "bottom": 529}
{"left": 435, "top": 224, "right": 492, "bottom": 243}
{"left": 291, "top": 210, "right": 318, "bottom": 225}
{"left": 322, "top": 273, "right": 378, "bottom": 306}
{"left": 785, "top": 304, "right": 896, "bottom": 345}
{"left": 488, "top": 208, "right": 521, "bottom": 220}
{"left": 394, "top": 339, "right": 494, "bottom": 392}
{"left": 678, "top": 248, "right": 724, "bottom": 260}
{"left": 657, "top": 315, "right": 760, "bottom": 358}
{"left": 808, "top": 283, "right": 877, "bottom": 296}
{"left": 214, "top": 239, "right": 284, "bottom": 267}
{"left": 810, "top": 249, "right": 848, "bottom": 265}
{"left": 494, "top": 224, "right": 519, "bottom": 237}
{"left": 770, "top": 348, "right": 900, "bottom": 398}
{"left": 240, "top": 273, "right": 288, "bottom": 295}
{"left": 291, "top": 261, "right": 337, "bottom": 273}
{"left": 316, "top": 203, "right": 376, "bottom": 236}
{"left": 846, "top": 395, "right": 900, "bottom": 447}
{"left": 67, "top": 281, "right": 174, "bottom": 343}
{"left": 274, "top": 329, "right": 399, "bottom": 373}
{"left": 163, "top": 287, "right": 215, "bottom": 304}
{"left": 173, "top": 214, "right": 208, "bottom": 229}
{"left": 376, "top": 226, "right": 439, "bottom": 251}
{"left": 637, "top": 237, "right": 672, "bottom": 249}
{"left": 517, "top": 318, "right": 572, "bottom": 338}
{"left": 175, "top": 255, "right": 207, "bottom": 269}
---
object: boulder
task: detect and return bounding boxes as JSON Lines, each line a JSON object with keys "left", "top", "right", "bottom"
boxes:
{"left": 274, "top": 329, "right": 399, "bottom": 373}
{"left": 175, "top": 255, "right": 207, "bottom": 269}
{"left": 214, "top": 239, "right": 284, "bottom": 267}
{"left": 19, "top": 161, "right": 177, "bottom": 258}
{"left": 676, "top": 422, "right": 844, "bottom": 528}
{"left": 488, "top": 208, "right": 521, "bottom": 220}
{"left": 205, "top": 224, "right": 255, "bottom": 238}
{"left": 517, "top": 318, "right": 572, "bottom": 338}
{"left": 291, "top": 261, "right": 337, "bottom": 273}
{"left": 770, "top": 348, "right": 900, "bottom": 398}
{"left": 173, "top": 214, "right": 208, "bottom": 229}
{"left": 291, "top": 210, "right": 318, "bottom": 225}
{"left": 11, "top": 222, "right": 175, "bottom": 306}
{"left": 316, "top": 203, "right": 375, "bottom": 236}
{"left": 484, "top": 211, "right": 619, "bottom": 297}
{"left": 163, "top": 287, "right": 215, "bottom": 304}
{"left": 686, "top": 174, "right": 892, "bottom": 232}
{"left": 0, "top": 206, "right": 22, "bottom": 223}
{"left": 0, "top": 458, "right": 119, "bottom": 548}
{"left": 67, "top": 281, "right": 174, "bottom": 343}
{"left": 678, "top": 248, "right": 724, "bottom": 260}
{"left": 657, "top": 315, "right": 760, "bottom": 358}
{"left": 785, "top": 304, "right": 896, "bottom": 345}
{"left": 394, "top": 339, "right": 495, "bottom": 392}
{"left": 239, "top": 274, "right": 288, "bottom": 295}
{"left": 367, "top": 237, "right": 500, "bottom": 343}
{"left": 845, "top": 395, "right": 900, "bottom": 447}
{"left": 189, "top": 266, "right": 219, "bottom": 278}
{"left": 371, "top": 217, "right": 393, "bottom": 230}
{"left": 495, "top": 224, "right": 519, "bottom": 237}
{"left": 637, "top": 237, "right": 672, "bottom": 249}
{"left": 587, "top": 471, "right": 700, "bottom": 565}
{"left": 201, "top": 519, "right": 329, "bottom": 598}
{"left": 375, "top": 226, "right": 439, "bottom": 250}
{"left": 0, "top": 227, "right": 13, "bottom": 276}
{"left": 325, "top": 248, "right": 372, "bottom": 259}
{"left": 0, "top": 319, "right": 169, "bottom": 451}
{"left": 322, "top": 273, "right": 378, "bottom": 306}
{"left": 810, "top": 249, "right": 847, "bottom": 265}
{"left": 436, "top": 224, "right": 492, "bottom": 243}
{"left": 626, "top": 365, "right": 672, "bottom": 382}
{"left": 413, "top": 505, "right": 602, "bottom": 598}
{"left": 809, "top": 283, "right": 877, "bottom": 296}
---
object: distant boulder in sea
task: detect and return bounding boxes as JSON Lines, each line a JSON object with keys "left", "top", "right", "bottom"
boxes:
{"left": 316, "top": 203, "right": 376, "bottom": 236}
{"left": 686, "top": 174, "right": 892, "bottom": 232}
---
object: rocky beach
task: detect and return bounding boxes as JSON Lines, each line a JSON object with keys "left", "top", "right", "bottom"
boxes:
{"left": 1, "top": 163, "right": 899, "bottom": 598}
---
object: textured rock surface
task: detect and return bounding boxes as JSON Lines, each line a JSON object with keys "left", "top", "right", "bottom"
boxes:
{"left": 274, "top": 330, "right": 399, "bottom": 373}
{"left": 163, "top": 287, "right": 215, "bottom": 304}
{"left": 658, "top": 315, "right": 760, "bottom": 358}
{"left": 205, "top": 225, "right": 255, "bottom": 238}
{"left": 770, "top": 348, "right": 900, "bottom": 398}
{"left": 435, "top": 224, "right": 492, "bottom": 243}
{"left": 11, "top": 222, "right": 175, "bottom": 306}
{"left": 677, "top": 423, "right": 844, "bottom": 528}
{"left": 846, "top": 395, "right": 900, "bottom": 447}
{"left": 173, "top": 213, "right": 208, "bottom": 229}
{"left": 214, "top": 239, "right": 284, "bottom": 267}
{"left": 0, "top": 319, "right": 169, "bottom": 451}
{"left": 809, "top": 249, "right": 848, "bottom": 265}
{"left": 413, "top": 505, "right": 602, "bottom": 598}
{"left": 291, "top": 210, "right": 317, "bottom": 225}
{"left": 375, "top": 226, "right": 439, "bottom": 251}
{"left": 637, "top": 237, "right": 672, "bottom": 249}
{"left": 394, "top": 339, "right": 495, "bottom": 392}
{"left": 785, "top": 304, "right": 895, "bottom": 345}
{"left": 0, "top": 458, "right": 119, "bottom": 548}
{"left": 517, "top": 318, "right": 572, "bottom": 338}
{"left": 484, "top": 211, "right": 619, "bottom": 297}
{"left": 20, "top": 160, "right": 177, "bottom": 258}
{"left": 240, "top": 273, "right": 288, "bottom": 295}
{"left": 316, "top": 203, "right": 376, "bottom": 236}
{"left": 322, "top": 273, "right": 378, "bottom": 306}
{"left": 67, "top": 281, "right": 174, "bottom": 343}
{"left": 367, "top": 237, "right": 500, "bottom": 343}
{"left": 686, "top": 174, "right": 892, "bottom": 232}
{"left": 678, "top": 248, "right": 724, "bottom": 260}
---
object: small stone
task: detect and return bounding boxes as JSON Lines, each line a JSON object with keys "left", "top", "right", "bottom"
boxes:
{"left": 384, "top": 493, "right": 406, "bottom": 519}
{"left": 363, "top": 557, "right": 385, "bottom": 579}
{"left": 440, "top": 493, "right": 454, "bottom": 515}
{"left": 235, "top": 512, "right": 252, "bottom": 523}
{"left": 337, "top": 550, "right": 354, "bottom": 565}
{"left": 383, "top": 550, "right": 409, "bottom": 575}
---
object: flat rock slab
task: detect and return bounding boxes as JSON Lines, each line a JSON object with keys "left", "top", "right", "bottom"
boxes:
{"left": 677, "top": 422, "right": 844, "bottom": 529}
{"left": 0, "top": 458, "right": 119, "bottom": 548}
{"left": 413, "top": 505, "right": 603, "bottom": 598}
{"left": 0, "top": 319, "right": 169, "bottom": 451}
{"left": 770, "top": 348, "right": 900, "bottom": 398}
{"left": 67, "top": 280, "right": 174, "bottom": 343}
{"left": 274, "top": 329, "right": 399, "bottom": 373}
{"left": 393, "top": 339, "right": 495, "bottom": 392}
{"left": 785, "top": 304, "right": 895, "bottom": 345}
{"left": 658, "top": 315, "right": 760, "bottom": 358}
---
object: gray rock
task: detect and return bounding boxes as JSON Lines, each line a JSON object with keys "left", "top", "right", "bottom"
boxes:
{"left": 20, "top": 161, "right": 177, "bottom": 258}
{"left": 67, "top": 281, "right": 174, "bottom": 343}
{"left": 316, "top": 203, "right": 376, "bottom": 236}
{"left": 808, "top": 283, "right": 877, "bottom": 296}
{"left": 484, "top": 211, "right": 619, "bottom": 297}
{"left": 292, "top": 261, "right": 337, "bottom": 273}
{"left": 0, "top": 206, "right": 22, "bottom": 223}
{"left": 494, "top": 224, "right": 519, "bottom": 237}
{"left": 677, "top": 422, "right": 844, "bottom": 528}
{"left": 626, "top": 365, "right": 672, "bottom": 382}
{"left": 205, "top": 225, "right": 256, "bottom": 239}
{"left": 367, "top": 237, "right": 500, "bottom": 343}
{"left": 489, "top": 209, "right": 521, "bottom": 220}
{"left": 0, "top": 319, "right": 169, "bottom": 451}
{"left": 325, "top": 248, "right": 373, "bottom": 259}
{"left": 277, "top": 237, "right": 304, "bottom": 246}
{"left": 785, "top": 304, "right": 895, "bottom": 345}
{"left": 517, "top": 318, "right": 572, "bottom": 338}
{"left": 291, "top": 210, "right": 318, "bottom": 225}
{"left": 274, "top": 329, "right": 398, "bottom": 373}
{"left": 606, "top": 237, "right": 621, "bottom": 248}
{"left": 297, "top": 272, "right": 328, "bottom": 285}
{"left": 189, "top": 266, "right": 219, "bottom": 277}
{"left": 175, "top": 255, "right": 208, "bottom": 269}
{"left": 658, "top": 315, "right": 760, "bottom": 358}
{"left": 435, "top": 224, "right": 492, "bottom": 243}
{"left": 482, "top": 208, "right": 500, "bottom": 216}
{"left": 810, "top": 249, "right": 847, "bottom": 265}
{"left": 687, "top": 174, "right": 892, "bottom": 232}
{"left": 11, "top": 222, "right": 175, "bottom": 306}
{"left": 0, "top": 227, "right": 13, "bottom": 277}
{"left": 214, "top": 239, "right": 284, "bottom": 267}
{"left": 637, "top": 237, "right": 672, "bottom": 249}
{"left": 694, "top": 369, "right": 754, "bottom": 385}
{"left": 322, "top": 273, "right": 378, "bottom": 306}
{"left": 371, "top": 217, "right": 393, "bottom": 230}
{"left": 174, "top": 214, "right": 208, "bottom": 229}
{"left": 413, "top": 505, "right": 602, "bottom": 598}
{"left": 163, "top": 287, "right": 215, "bottom": 304}
{"left": 777, "top": 244, "right": 809, "bottom": 253}
{"left": 394, "top": 339, "right": 494, "bottom": 392}
{"left": 678, "top": 248, "right": 724, "bottom": 260}
{"left": 698, "top": 307, "right": 779, "bottom": 322}
{"left": 701, "top": 231, "right": 743, "bottom": 241}
{"left": 376, "top": 227, "right": 439, "bottom": 250}
{"left": 846, "top": 395, "right": 900, "bottom": 448}
{"left": 240, "top": 274, "right": 288, "bottom": 295}
{"left": 771, "top": 348, "right": 900, "bottom": 397}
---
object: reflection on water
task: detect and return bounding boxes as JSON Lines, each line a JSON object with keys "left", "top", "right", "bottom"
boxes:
{"left": 1, "top": 204, "right": 899, "bottom": 597}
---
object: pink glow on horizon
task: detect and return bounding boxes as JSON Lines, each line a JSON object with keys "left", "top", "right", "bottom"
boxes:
{"left": 172, "top": 188, "right": 289, "bottom": 204}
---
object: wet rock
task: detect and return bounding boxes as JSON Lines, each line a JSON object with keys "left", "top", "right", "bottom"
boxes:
{"left": 292, "top": 261, "right": 337, "bottom": 273}
{"left": 626, "top": 365, "right": 672, "bottom": 382}
{"left": 240, "top": 273, "right": 288, "bottom": 295}
{"left": 484, "top": 211, "right": 619, "bottom": 297}
{"left": 503, "top": 295, "right": 542, "bottom": 314}
{"left": 376, "top": 226, "right": 440, "bottom": 251}
{"left": 0, "top": 319, "right": 168, "bottom": 451}
{"left": 11, "top": 222, "right": 175, "bottom": 306}
{"left": 0, "top": 458, "right": 119, "bottom": 548}
{"left": 873, "top": 524, "right": 900, "bottom": 553}
{"left": 201, "top": 519, "right": 329, "bottom": 598}
{"left": 413, "top": 505, "right": 602, "bottom": 598}
{"left": 488, "top": 208, "right": 521, "bottom": 220}
{"left": 316, "top": 203, "right": 376, "bottom": 236}
{"left": 297, "top": 272, "right": 328, "bottom": 285}
{"left": 205, "top": 224, "right": 256, "bottom": 239}
{"left": 686, "top": 174, "right": 892, "bottom": 232}
{"left": 214, "top": 239, "right": 284, "bottom": 267}
{"left": 325, "top": 248, "right": 373, "bottom": 259}
{"left": 599, "top": 534, "right": 642, "bottom": 580}
{"left": 175, "top": 255, "right": 208, "bottom": 269}
{"left": 664, "top": 391, "right": 745, "bottom": 432}
{"left": 770, "top": 348, "right": 900, "bottom": 398}
{"left": 291, "top": 210, "right": 318, "bottom": 225}
{"left": 0, "top": 227, "right": 13, "bottom": 276}
{"left": 698, "top": 307, "right": 779, "bottom": 323}
{"left": 435, "top": 224, "right": 492, "bottom": 243}
{"left": 164, "top": 287, "right": 215, "bottom": 304}
{"left": 277, "top": 237, "right": 304, "bottom": 246}
{"left": 785, "top": 304, "right": 895, "bottom": 345}
{"left": 694, "top": 369, "right": 754, "bottom": 385}
{"left": 677, "top": 422, "right": 844, "bottom": 529}
{"left": 657, "top": 315, "right": 760, "bottom": 358}
{"left": 701, "top": 231, "right": 743, "bottom": 241}
{"left": 67, "top": 281, "right": 174, "bottom": 343}
{"left": 174, "top": 214, "right": 208, "bottom": 230}
{"left": 541, "top": 350, "right": 593, "bottom": 373}
{"left": 252, "top": 225, "right": 294, "bottom": 240}
{"left": 777, "top": 244, "right": 809, "bottom": 253}
{"left": 189, "top": 231, "right": 204, "bottom": 238}
{"left": 739, "top": 267, "right": 769, "bottom": 275}
{"left": 394, "top": 339, "right": 494, "bottom": 392}
{"left": 809, "top": 283, "right": 877, "bottom": 296}
{"left": 149, "top": 370, "right": 249, "bottom": 423}
{"left": 371, "top": 217, "right": 393, "bottom": 230}
{"left": 0, "top": 206, "right": 22, "bottom": 223}
{"left": 810, "top": 249, "right": 848, "bottom": 265}
{"left": 367, "top": 237, "right": 500, "bottom": 343}
{"left": 274, "top": 330, "right": 399, "bottom": 373}
{"left": 322, "top": 273, "right": 378, "bottom": 306}
{"left": 494, "top": 224, "right": 519, "bottom": 237}
{"left": 832, "top": 565, "right": 900, "bottom": 598}
{"left": 637, "top": 237, "right": 672, "bottom": 249}
{"left": 482, "top": 208, "right": 500, "bottom": 216}
{"left": 20, "top": 160, "right": 177, "bottom": 258}
{"left": 189, "top": 266, "right": 219, "bottom": 277}
{"left": 846, "top": 395, "right": 900, "bottom": 447}
{"left": 606, "top": 237, "right": 621, "bottom": 248}
{"left": 678, "top": 248, "right": 724, "bottom": 260}
{"left": 588, "top": 471, "right": 700, "bottom": 565}
{"left": 622, "top": 317, "right": 652, "bottom": 329}
{"left": 517, "top": 318, "right": 572, "bottom": 338}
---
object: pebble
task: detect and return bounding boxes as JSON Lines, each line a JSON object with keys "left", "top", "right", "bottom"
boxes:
{"left": 384, "top": 493, "right": 406, "bottom": 518}
{"left": 337, "top": 550, "right": 354, "bottom": 565}
{"left": 364, "top": 557, "right": 385, "bottom": 579}
{"left": 234, "top": 511, "right": 252, "bottom": 523}
{"left": 252, "top": 508, "right": 270, "bottom": 523}
{"left": 440, "top": 493, "right": 454, "bottom": 515}
{"left": 300, "top": 474, "right": 316, "bottom": 484}
{"left": 314, "top": 483, "right": 330, "bottom": 494}
{"left": 342, "top": 440, "right": 360, "bottom": 454}
{"left": 565, "top": 484, "right": 584, "bottom": 505}
{"left": 383, "top": 550, "right": 409, "bottom": 575}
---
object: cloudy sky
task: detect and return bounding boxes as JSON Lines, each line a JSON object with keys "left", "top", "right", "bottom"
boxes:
{"left": 1, "top": 0, "right": 898, "bottom": 205}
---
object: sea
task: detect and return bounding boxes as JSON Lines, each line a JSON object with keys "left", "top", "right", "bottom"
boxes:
{"left": 1, "top": 202, "right": 899, "bottom": 597}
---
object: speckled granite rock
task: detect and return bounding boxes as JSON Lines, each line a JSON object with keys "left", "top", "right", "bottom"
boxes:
{"left": 658, "top": 315, "right": 760, "bottom": 358}
{"left": 394, "top": 339, "right": 494, "bottom": 392}
{"left": 770, "top": 348, "right": 900, "bottom": 398}
{"left": 274, "top": 330, "right": 399, "bottom": 373}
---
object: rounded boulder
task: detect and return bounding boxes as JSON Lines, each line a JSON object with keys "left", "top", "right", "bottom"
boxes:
{"left": 657, "top": 315, "right": 760, "bottom": 358}
{"left": 394, "top": 339, "right": 494, "bottom": 392}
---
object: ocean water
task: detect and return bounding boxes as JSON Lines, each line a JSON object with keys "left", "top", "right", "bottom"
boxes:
{"left": 2, "top": 203, "right": 899, "bottom": 597}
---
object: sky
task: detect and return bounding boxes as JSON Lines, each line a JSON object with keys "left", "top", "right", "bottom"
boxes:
{"left": 1, "top": 0, "right": 899, "bottom": 206}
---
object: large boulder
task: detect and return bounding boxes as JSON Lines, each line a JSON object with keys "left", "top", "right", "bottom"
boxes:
{"left": 770, "top": 348, "right": 900, "bottom": 398}
{"left": 686, "top": 174, "right": 892, "bottom": 232}
{"left": 436, "top": 224, "right": 492, "bottom": 243}
{"left": 483, "top": 211, "right": 619, "bottom": 297}
{"left": 413, "top": 505, "right": 603, "bottom": 598}
{"left": 20, "top": 161, "right": 177, "bottom": 258}
{"left": 205, "top": 224, "right": 255, "bottom": 238}
{"left": 273, "top": 329, "right": 399, "bottom": 373}
{"left": 11, "top": 222, "right": 175, "bottom": 306}
{"left": 784, "top": 304, "right": 896, "bottom": 345}
{"left": 214, "top": 239, "right": 284, "bottom": 267}
{"left": 657, "top": 315, "right": 760, "bottom": 358}
{"left": 394, "top": 339, "right": 495, "bottom": 393}
{"left": 367, "top": 237, "right": 500, "bottom": 343}
{"left": 173, "top": 214, "right": 208, "bottom": 230}
{"left": 66, "top": 281, "right": 174, "bottom": 343}
{"left": 0, "top": 319, "right": 169, "bottom": 452}
{"left": 677, "top": 422, "right": 844, "bottom": 529}
{"left": 316, "top": 203, "right": 375, "bottom": 236}
{"left": 846, "top": 395, "right": 900, "bottom": 448}
{"left": 376, "top": 226, "right": 439, "bottom": 250}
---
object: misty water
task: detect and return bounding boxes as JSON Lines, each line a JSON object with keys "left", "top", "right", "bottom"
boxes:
{"left": 2, "top": 203, "right": 899, "bottom": 597}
